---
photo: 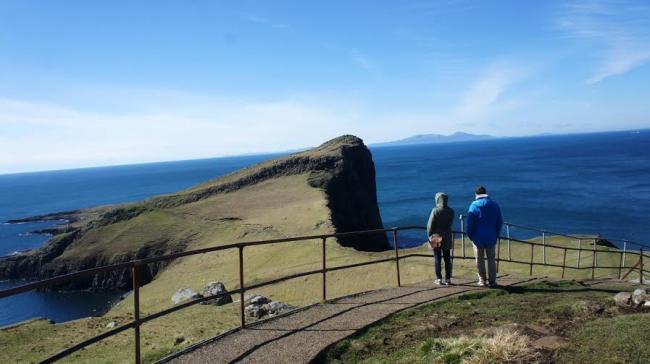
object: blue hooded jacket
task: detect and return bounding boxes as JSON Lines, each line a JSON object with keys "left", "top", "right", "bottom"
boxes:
{"left": 466, "top": 195, "right": 503, "bottom": 248}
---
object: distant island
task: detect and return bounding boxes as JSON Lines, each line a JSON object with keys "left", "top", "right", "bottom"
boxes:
{"left": 373, "top": 132, "right": 495, "bottom": 147}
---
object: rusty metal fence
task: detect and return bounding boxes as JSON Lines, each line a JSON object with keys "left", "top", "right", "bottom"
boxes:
{"left": 1, "top": 225, "right": 648, "bottom": 363}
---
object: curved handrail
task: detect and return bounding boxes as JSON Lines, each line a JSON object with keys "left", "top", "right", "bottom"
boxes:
{"left": 0, "top": 225, "right": 645, "bottom": 363}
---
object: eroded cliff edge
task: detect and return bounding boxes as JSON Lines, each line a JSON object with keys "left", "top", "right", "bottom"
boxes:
{"left": 0, "top": 135, "right": 388, "bottom": 290}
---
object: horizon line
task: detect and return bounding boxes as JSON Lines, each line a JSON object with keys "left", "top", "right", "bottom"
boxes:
{"left": 1, "top": 128, "right": 646, "bottom": 176}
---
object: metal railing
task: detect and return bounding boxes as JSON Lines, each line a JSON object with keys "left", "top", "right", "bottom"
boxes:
{"left": 459, "top": 214, "right": 650, "bottom": 271}
{"left": 1, "top": 224, "right": 648, "bottom": 363}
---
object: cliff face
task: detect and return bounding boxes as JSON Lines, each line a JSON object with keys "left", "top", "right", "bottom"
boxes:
{"left": 0, "top": 135, "right": 387, "bottom": 290}
{"left": 305, "top": 136, "right": 386, "bottom": 250}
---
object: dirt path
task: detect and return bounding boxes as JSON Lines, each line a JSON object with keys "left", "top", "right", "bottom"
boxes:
{"left": 163, "top": 276, "right": 541, "bottom": 364}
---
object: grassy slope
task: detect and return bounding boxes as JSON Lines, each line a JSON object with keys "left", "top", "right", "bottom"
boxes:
{"left": 1, "top": 169, "right": 638, "bottom": 363}
{"left": 317, "top": 280, "right": 647, "bottom": 364}
{"left": 2, "top": 230, "right": 633, "bottom": 363}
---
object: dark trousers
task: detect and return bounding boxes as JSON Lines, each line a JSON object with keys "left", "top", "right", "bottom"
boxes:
{"left": 433, "top": 248, "right": 452, "bottom": 280}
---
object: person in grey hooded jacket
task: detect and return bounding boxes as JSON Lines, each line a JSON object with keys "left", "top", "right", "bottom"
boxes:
{"left": 427, "top": 192, "right": 455, "bottom": 285}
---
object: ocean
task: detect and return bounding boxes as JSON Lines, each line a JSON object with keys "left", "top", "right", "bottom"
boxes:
{"left": 1, "top": 130, "right": 649, "bottom": 326}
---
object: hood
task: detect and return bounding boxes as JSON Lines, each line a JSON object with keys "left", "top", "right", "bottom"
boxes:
{"left": 435, "top": 192, "right": 448, "bottom": 208}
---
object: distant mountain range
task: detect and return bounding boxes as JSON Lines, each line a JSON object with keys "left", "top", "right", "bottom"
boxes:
{"left": 373, "top": 132, "right": 495, "bottom": 147}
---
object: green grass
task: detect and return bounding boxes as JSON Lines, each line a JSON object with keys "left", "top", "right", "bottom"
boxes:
{"left": 558, "top": 313, "right": 650, "bottom": 364}
{"left": 315, "top": 280, "right": 645, "bottom": 364}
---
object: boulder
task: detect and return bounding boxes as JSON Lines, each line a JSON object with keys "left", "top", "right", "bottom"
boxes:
{"left": 200, "top": 282, "right": 233, "bottom": 306}
{"left": 244, "top": 305, "right": 267, "bottom": 318}
{"left": 171, "top": 288, "right": 202, "bottom": 305}
{"left": 614, "top": 292, "right": 632, "bottom": 307}
{"left": 632, "top": 288, "right": 650, "bottom": 306}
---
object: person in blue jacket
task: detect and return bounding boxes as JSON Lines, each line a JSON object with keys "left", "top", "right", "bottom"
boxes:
{"left": 466, "top": 186, "right": 503, "bottom": 287}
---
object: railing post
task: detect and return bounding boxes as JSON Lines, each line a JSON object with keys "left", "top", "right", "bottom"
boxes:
{"left": 594, "top": 238, "right": 598, "bottom": 267}
{"left": 529, "top": 243, "right": 534, "bottom": 276}
{"left": 506, "top": 223, "right": 511, "bottom": 261}
{"left": 640, "top": 248, "right": 644, "bottom": 285}
{"left": 591, "top": 240, "right": 596, "bottom": 280}
{"left": 239, "top": 246, "right": 246, "bottom": 329}
{"left": 577, "top": 239, "right": 582, "bottom": 268}
{"left": 321, "top": 237, "right": 327, "bottom": 302}
{"left": 562, "top": 248, "right": 567, "bottom": 279}
{"left": 542, "top": 232, "right": 547, "bottom": 265}
{"left": 460, "top": 215, "right": 466, "bottom": 257}
{"left": 450, "top": 232, "right": 455, "bottom": 261}
{"left": 132, "top": 263, "right": 141, "bottom": 364}
{"left": 392, "top": 229, "right": 401, "bottom": 287}
{"left": 496, "top": 238, "right": 501, "bottom": 273}
{"left": 619, "top": 251, "right": 624, "bottom": 280}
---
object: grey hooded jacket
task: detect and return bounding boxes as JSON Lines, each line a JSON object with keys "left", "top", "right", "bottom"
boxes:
{"left": 427, "top": 193, "right": 455, "bottom": 250}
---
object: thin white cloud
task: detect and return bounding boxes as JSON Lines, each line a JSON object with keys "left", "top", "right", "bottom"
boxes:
{"left": 0, "top": 61, "right": 534, "bottom": 174}
{"left": 351, "top": 53, "right": 373, "bottom": 71}
{"left": 0, "top": 93, "right": 363, "bottom": 173}
{"left": 558, "top": 0, "right": 650, "bottom": 84}
{"left": 451, "top": 63, "right": 526, "bottom": 121}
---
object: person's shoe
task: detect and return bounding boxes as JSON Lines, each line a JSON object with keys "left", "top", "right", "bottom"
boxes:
{"left": 477, "top": 280, "right": 487, "bottom": 287}
{"left": 434, "top": 279, "right": 443, "bottom": 285}
{"left": 488, "top": 282, "right": 498, "bottom": 288}
{"left": 445, "top": 279, "right": 452, "bottom": 285}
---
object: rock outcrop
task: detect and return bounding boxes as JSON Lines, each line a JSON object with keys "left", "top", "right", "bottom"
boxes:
{"left": 244, "top": 294, "right": 294, "bottom": 319}
{"left": 0, "top": 135, "right": 387, "bottom": 290}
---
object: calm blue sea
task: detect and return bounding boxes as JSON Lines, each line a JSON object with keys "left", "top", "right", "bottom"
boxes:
{"left": 1, "top": 130, "right": 649, "bottom": 325}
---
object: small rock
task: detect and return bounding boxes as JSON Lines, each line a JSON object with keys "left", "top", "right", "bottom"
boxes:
{"left": 171, "top": 288, "right": 202, "bottom": 305}
{"left": 632, "top": 288, "right": 650, "bottom": 306}
{"left": 200, "top": 282, "right": 233, "bottom": 306}
{"left": 614, "top": 292, "right": 632, "bottom": 307}
{"left": 533, "top": 336, "right": 568, "bottom": 350}
{"left": 173, "top": 336, "right": 185, "bottom": 346}
{"left": 106, "top": 321, "right": 117, "bottom": 329}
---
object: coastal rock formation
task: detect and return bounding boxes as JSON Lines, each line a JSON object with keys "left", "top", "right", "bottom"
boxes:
{"left": 0, "top": 135, "right": 387, "bottom": 290}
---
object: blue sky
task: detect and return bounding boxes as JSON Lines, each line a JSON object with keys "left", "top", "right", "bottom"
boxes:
{"left": 1, "top": 0, "right": 649, "bottom": 173}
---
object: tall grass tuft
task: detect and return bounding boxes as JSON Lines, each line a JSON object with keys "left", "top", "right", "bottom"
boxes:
{"left": 426, "top": 327, "right": 540, "bottom": 364}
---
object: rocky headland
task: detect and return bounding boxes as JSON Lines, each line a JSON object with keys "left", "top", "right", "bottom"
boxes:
{"left": 0, "top": 135, "right": 387, "bottom": 290}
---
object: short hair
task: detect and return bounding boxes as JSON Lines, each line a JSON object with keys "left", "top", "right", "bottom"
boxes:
{"left": 475, "top": 185, "right": 487, "bottom": 195}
